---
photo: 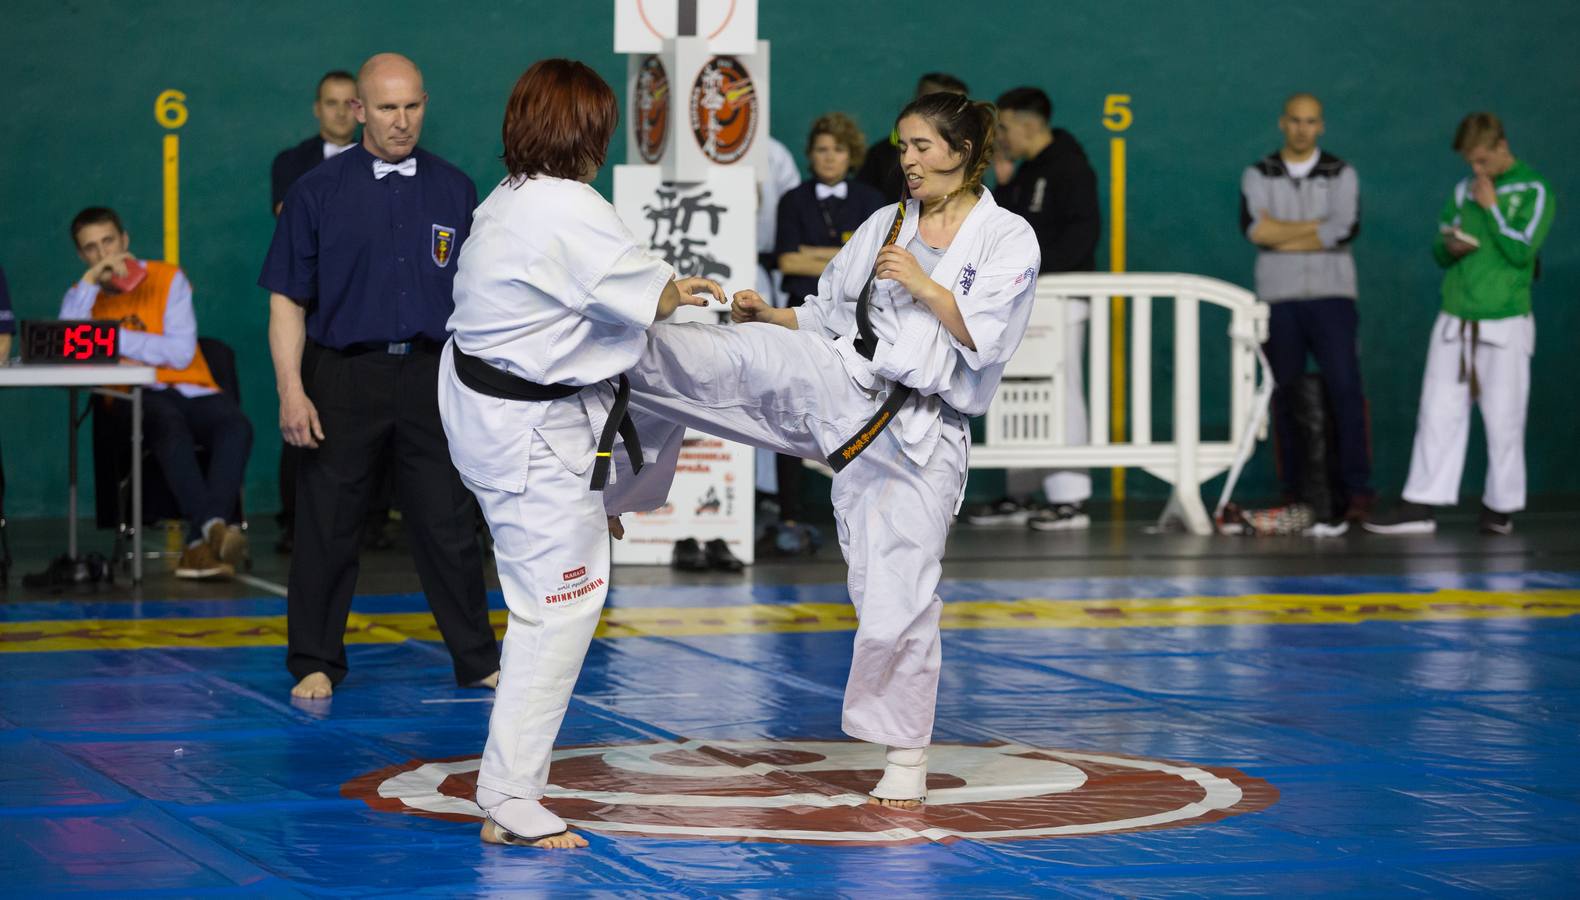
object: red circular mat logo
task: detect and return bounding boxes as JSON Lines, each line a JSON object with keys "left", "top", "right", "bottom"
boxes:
{"left": 689, "top": 56, "right": 757, "bottom": 164}
{"left": 343, "top": 740, "right": 1277, "bottom": 845}
{"left": 633, "top": 55, "right": 669, "bottom": 164}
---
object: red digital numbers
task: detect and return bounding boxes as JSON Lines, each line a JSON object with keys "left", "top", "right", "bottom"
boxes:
{"left": 62, "top": 324, "right": 93, "bottom": 360}
{"left": 57, "top": 323, "right": 115, "bottom": 361}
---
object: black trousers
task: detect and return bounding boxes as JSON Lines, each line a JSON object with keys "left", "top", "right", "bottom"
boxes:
{"left": 103, "top": 389, "right": 253, "bottom": 541}
{"left": 1264, "top": 297, "right": 1374, "bottom": 502}
{"left": 286, "top": 344, "right": 499, "bottom": 686}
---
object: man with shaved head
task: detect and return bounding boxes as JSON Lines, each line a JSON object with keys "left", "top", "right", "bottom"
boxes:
{"left": 260, "top": 53, "right": 499, "bottom": 699}
{"left": 1241, "top": 92, "right": 1373, "bottom": 529}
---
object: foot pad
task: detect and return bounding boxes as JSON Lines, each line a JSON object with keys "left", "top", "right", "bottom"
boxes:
{"left": 476, "top": 788, "right": 568, "bottom": 841}
{"left": 869, "top": 746, "right": 928, "bottom": 802}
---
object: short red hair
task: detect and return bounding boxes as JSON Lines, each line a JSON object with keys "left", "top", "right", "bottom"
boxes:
{"left": 502, "top": 59, "right": 619, "bottom": 182}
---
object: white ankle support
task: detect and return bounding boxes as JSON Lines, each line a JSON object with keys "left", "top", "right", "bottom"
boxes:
{"left": 477, "top": 789, "right": 566, "bottom": 839}
{"left": 870, "top": 746, "right": 928, "bottom": 801}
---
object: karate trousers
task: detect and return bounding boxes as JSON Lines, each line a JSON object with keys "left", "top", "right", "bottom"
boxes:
{"left": 1402, "top": 312, "right": 1533, "bottom": 514}
{"left": 437, "top": 350, "right": 631, "bottom": 800}
{"left": 620, "top": 321, "right": 970, "bottom": 748}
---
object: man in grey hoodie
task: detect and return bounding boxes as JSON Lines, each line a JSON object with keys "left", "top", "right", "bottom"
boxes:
{"left": 1241, "top": 93, "right": 1373, "bottom": 523}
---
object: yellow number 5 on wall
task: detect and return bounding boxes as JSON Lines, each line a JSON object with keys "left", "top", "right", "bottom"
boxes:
{"left": 1102, "top": 94, "right": 1132, "bottom": 132}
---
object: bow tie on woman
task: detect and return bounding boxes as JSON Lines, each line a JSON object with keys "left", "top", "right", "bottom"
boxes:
{"left": 814, "top": 181, "right": 848, "bottom": 201}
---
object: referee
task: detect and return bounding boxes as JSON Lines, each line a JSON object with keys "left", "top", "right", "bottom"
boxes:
{"left": 259, "top": 53, "right": 499, "bottom": 699}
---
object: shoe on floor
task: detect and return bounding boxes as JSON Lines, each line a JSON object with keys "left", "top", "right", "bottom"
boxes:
{"left": 1028, "top": 503, "right": 1090, "bottom": 532}
{"left": 704, "top": 538, "right": 746, "bottom": 572}
{"left": 1479, "top": 505, "right": 1514, "bottom": 535}
{"left": 672, "top": 538, "right": 709, "bottom": 571}
{"left": 175, "top": 541, "right": 234, "bottom": 579}
{"left": 1302, "top": 520, "right": 1350, "bottom": 538}
{"left": 1362, "top": 501, "right": 1438, "bottom": 535}
{"left": 962, "top": 497, "right": 1032, "bottom": 526}
{"left": 207, "top": 522, "right": 250, "bottom": 570}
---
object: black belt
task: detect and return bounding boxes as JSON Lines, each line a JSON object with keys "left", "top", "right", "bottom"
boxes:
{"left": 827, "top": 201, "right": 914, "bottom": 474}
{"left": 451, "top": 347, "right": 642, "bottom": 491}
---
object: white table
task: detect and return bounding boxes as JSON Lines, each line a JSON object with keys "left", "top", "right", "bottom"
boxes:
{"left": 0, "top": 363, "right": 158, "bottom": 582}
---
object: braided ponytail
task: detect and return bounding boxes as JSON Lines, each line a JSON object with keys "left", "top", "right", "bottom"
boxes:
{"left": 895, "top": 92, "right": 998, "bottom": 209}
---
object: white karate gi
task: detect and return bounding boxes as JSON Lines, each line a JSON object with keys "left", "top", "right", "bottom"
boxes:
{"left": 439, "top": 175, "right": 674, "bottom": 802}
{"left": 1402, "top": 311, "right": 1534, "bottom": 513}
{"left": 607, "top": 189, "right": 1041, "bottom": 748}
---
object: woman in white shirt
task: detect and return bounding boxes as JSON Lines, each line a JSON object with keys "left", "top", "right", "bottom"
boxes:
{"left": 609, "top": 92, "right": 1042, "bottom": 808}
{"left": 440, "top": 59, "right": 721, "bottom": 849}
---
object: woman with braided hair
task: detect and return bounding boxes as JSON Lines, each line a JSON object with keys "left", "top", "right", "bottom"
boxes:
{"left": 607, "top": 93, "right": 1042, "bottom": 807}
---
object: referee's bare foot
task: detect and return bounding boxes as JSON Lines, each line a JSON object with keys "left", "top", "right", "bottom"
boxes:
{"left": 291, "top": 672, "right": 333, "bottom": 699}
{"left": 472, "top": 671, "right": 500, "bottom": 689}
{"left": 480, "top": 819, "right": 589, "bottom": 849}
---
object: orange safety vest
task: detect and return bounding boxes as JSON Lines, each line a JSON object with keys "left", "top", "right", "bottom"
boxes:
{"left": 90, "top": 260, "right": 218, "bottom": 391}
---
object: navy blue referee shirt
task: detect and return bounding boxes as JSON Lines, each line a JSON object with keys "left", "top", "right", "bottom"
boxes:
{"left": 258, "top": 142, "right": 478, "bottom": 350}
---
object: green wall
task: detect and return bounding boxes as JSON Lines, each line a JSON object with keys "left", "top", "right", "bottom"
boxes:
{"left": 3, "top": 1, "right": 1577, "bottom": 519}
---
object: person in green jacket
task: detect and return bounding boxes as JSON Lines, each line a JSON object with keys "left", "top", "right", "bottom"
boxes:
{"left": 1368, "top": 113, "right": 1554, "bottom": 535}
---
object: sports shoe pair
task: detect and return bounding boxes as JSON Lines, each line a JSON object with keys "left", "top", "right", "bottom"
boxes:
{"left": 672, "top": 537, "right": 745, "bottom": 572}
{"left": 176, "top": 522, "right": 250, "bottom": 580}
{"left": 964, "top": 498, "right": 1091, "bottom": 531}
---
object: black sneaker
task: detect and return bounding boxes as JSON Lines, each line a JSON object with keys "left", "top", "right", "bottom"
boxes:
{"left": 1362, "top": 501, "right": 1438, "bottom": 535}
{"left": 703, "top": 538, "right": 745, "bottom": 572}
{"left": 962, "top": 497, "right": 1032, "bottom": 526}
{"left": 672, "top": 538, "right": 709, "bottom": 571}
{"left": 1027, "top": 503, "right": 1091, "bottom": 532}
{"left": 1479, "top": 505, "right": 1514, "bottom": 535}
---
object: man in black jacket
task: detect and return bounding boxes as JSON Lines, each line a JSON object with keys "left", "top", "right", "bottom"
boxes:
{"left": 964, "top": 86, "right": 1101, "bottom": 531}
{"left": 270, "top": 71, "right": 358, "bottom": 216}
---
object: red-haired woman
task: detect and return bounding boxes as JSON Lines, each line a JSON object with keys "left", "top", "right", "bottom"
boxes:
{"left": 439, "top": 59, "right": 721, "bottom": 849}
{"left": 609, "top": 93, "right": 1043, "bottom": 808}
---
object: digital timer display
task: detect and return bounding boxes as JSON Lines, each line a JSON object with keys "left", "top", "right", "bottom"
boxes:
{"left": 19, "top": 320, "right": 121, "bottom": 364}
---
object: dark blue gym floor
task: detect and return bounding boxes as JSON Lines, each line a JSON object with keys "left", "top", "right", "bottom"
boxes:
{"left": 3, "top": 512, "right": 1579, "bottom": 896}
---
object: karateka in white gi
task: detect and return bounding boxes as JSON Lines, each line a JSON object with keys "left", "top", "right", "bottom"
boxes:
{"left": 438, "top": 60, "right": 723, "bottom": 849}
{"left": 606, "top": 93, "right": 1041, "bottom": 807}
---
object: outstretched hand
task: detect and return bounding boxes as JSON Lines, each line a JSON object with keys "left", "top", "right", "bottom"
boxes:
{"left": 677, "top": 276, "right": 726, "bottom": 306}
{"left": 658, "top": 276, "right": 726, "bottom": 320}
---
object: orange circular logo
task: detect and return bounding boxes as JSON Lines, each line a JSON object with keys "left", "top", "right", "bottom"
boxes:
{"left": 633, "top": 55, "right": 669, "bottom": 164}
{"left": 689, "top": 56, "right": 757, "bottom": 164}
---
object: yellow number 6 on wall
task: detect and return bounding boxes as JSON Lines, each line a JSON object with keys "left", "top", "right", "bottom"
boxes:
{"left": 1102, "top": 94, "right": 1132, "bottom": 132}
{"left": 155, "top": 89, "right": 188, "bottom": 130}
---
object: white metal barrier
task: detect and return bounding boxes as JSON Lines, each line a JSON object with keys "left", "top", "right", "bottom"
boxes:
{"left": 970, "top": 273, "right": 1271, "bottom": 535}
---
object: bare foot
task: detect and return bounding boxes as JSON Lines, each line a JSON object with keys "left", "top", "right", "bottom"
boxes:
{"left": 868, "top": 795, "right": 924, "bottom": 810}
{"left": 481, "top": 818, "right": 589, "bottom": 849}
{"left": 475, "top": 671, "right": 500, "bottom": 690}
{"left": 291, "top": 672, "right": 333, "bottom": 699}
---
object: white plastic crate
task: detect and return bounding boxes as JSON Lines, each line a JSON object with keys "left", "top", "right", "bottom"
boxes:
{"left": 985, "top": 380, "right": 1060, "bottom": 445}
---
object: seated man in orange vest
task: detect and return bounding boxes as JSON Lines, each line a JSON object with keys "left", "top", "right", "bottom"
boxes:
{"left": 60, "top": 207, "right": 254, "bottom": 579}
